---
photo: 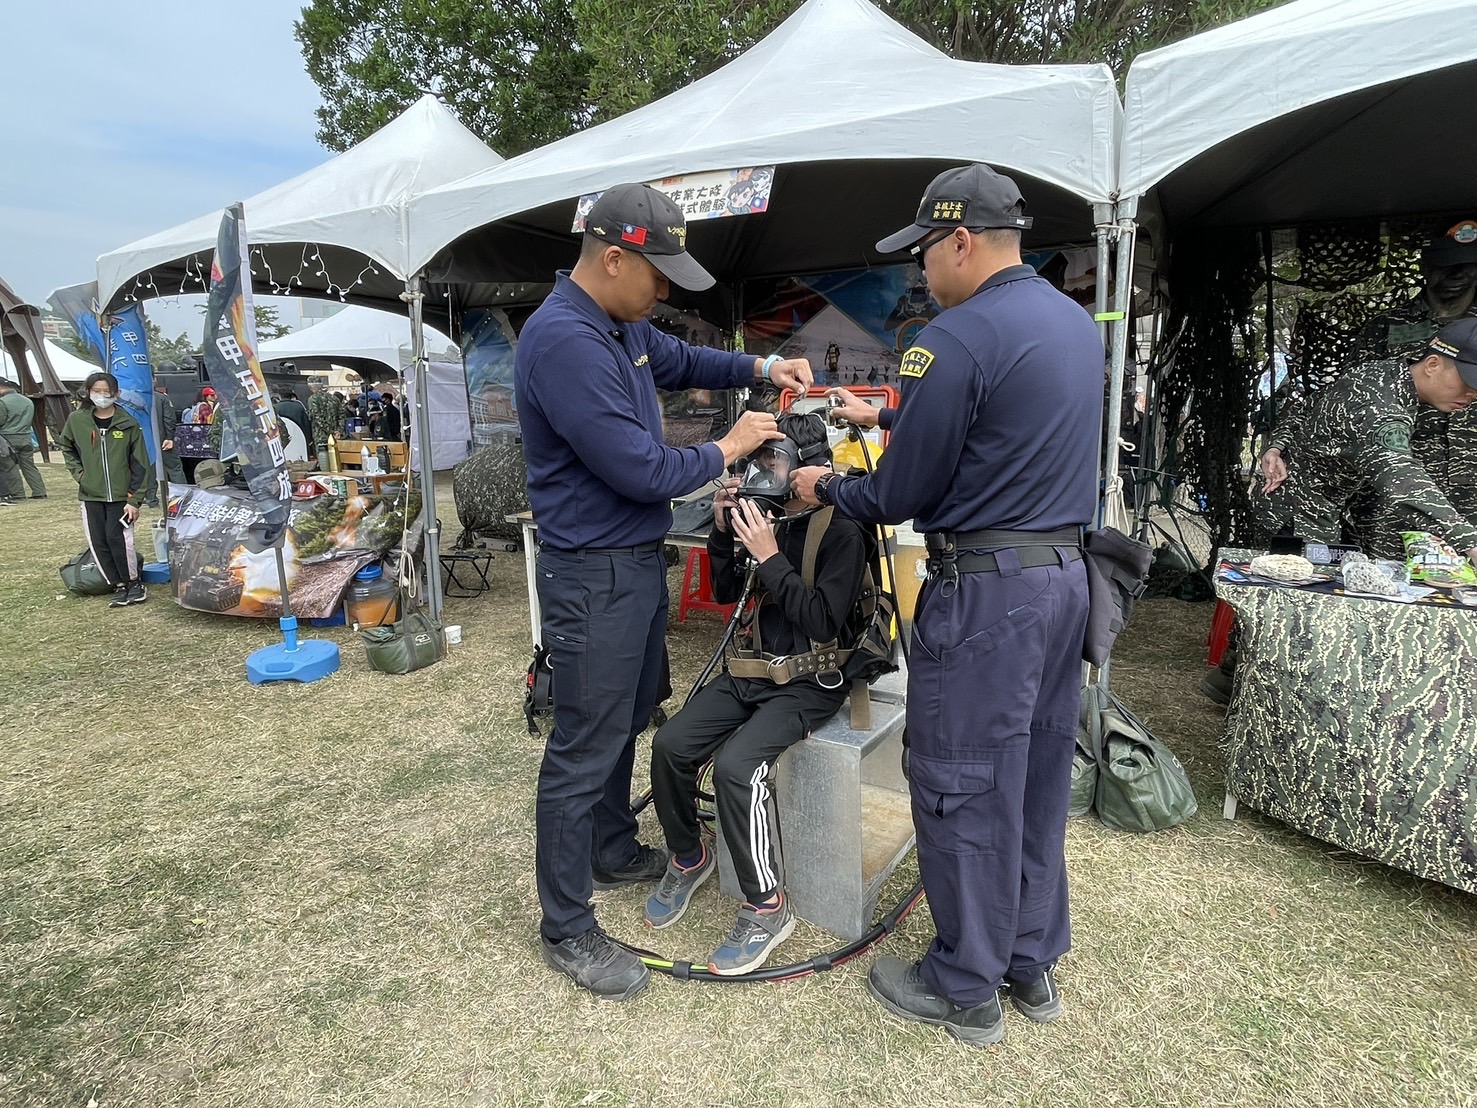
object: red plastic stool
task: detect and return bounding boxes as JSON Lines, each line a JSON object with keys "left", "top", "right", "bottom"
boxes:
{"left": 1206, "top": 599, "right": 1235, "bottom": 666}
{"left": 678, "top": 548, "right": 737, "bottom": 621}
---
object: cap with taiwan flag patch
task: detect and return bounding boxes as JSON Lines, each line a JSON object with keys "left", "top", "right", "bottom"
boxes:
{"left": 583, "top": 182, "right": 715, "bottom": 291}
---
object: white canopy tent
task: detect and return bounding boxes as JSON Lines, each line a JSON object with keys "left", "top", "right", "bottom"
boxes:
{"left": 407, "top": 0, "right": 1121, "bottom": 298}
{"left": 1119, "top": 0, "right": 1477, "bottom": 228}
{"left": 1, "top": 339, "right": 98, "bottom": 384}
{"left": 95, "top": 94, "right": 504, "bottom": 620}
{"left": 257, "top": 306, "right": 472, "bottom": 470}
{"left": 1109, "top": 0, "right": 1477, "bottom": 537}
{"left": 96, "top": 95, "right": 504, "bottom": 318}
{"left": 257, "top": 305, "right": 457, "bottom": 376}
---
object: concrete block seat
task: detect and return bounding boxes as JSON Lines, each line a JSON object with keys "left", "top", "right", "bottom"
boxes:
{"left": 716, "top": 661, "right": 914, "bottom": 941}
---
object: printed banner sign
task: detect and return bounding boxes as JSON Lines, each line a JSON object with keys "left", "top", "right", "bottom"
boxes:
{"left": 204, "top": 204, "right": 290, "bottom": 548}
{"left": 573, "top": 166, "right": 776, "bottom": 231}
{"left": 104, "top": 304, "right": 157, "bottom": 463}
{"left": 167, "top": 483, "right": 416, "bottom": 618}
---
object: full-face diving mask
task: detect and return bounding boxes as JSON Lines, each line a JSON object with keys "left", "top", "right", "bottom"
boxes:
{"left": 737, "top": 429, "right": 830, "bottom": 512}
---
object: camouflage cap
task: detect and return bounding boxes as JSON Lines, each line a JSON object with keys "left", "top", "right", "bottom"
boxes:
{"left": 1428, "top": 318, "right": 1477, "bottom": 388}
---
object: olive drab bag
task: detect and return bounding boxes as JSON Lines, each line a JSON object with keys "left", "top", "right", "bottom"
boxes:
{"left": 361, "top": 606, "right": 445, "bottom": 674}
{"left": 60, "top": 550, "right": 115, "bottom": 596}
{"left": 1078, "top": 683, "right": 1198, "bottom": 832}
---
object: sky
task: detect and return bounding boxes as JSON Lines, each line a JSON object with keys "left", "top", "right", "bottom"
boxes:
{"left": 0, "top": 2, "right": 329, "bottom": 337}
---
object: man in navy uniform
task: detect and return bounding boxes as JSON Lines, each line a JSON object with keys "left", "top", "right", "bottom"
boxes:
{"left": 516, "top": 182, "right": 813, "bottom": 1001}
{"left": 794, "top": 164, "right": 1101, "bottom": 1047}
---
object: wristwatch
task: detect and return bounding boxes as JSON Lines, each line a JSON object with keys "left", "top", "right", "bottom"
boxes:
{"left": 814, "top": 471, "right": 839, "bottom": 506}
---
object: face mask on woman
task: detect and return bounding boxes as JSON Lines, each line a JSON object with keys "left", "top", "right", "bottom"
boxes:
{"left": 90, "top": 392, "right": 115, "bottom": 409}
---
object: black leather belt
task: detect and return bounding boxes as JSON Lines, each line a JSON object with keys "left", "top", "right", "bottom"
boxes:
{"left": 950, "top": 546, "right": 1081, "bottom": 573}
{"left": 924, "top": 526, "right": 1084, "bottom": 583}
{"left": 581, "top": 540, "right": 663, "bottom": 555}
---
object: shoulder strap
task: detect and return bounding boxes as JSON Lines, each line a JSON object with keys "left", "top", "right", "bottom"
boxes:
{"left": 801, "top": 506, "right": 834, "bottom": 588}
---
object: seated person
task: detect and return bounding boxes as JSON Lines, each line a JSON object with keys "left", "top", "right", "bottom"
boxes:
{"left": 644, "top": 412, "right": 869, "bottom": 974}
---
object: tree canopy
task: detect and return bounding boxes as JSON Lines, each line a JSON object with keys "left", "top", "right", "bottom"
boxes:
{"left": 298, "top": 0, "right": 1288, "bottom": 156}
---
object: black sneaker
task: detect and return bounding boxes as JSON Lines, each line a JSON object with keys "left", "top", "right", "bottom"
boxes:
{"left": 866, "top": 955, "right": 1005, "bottom": 1048}
{"left": 125, "top": 582, "right": 148, "bottom": 604}
{"left": 592, "top": 844, "right": 669, "bottom": 890}
{"left": 1006, "top": 966, "right": 1063, "bottom": 1022}
{"left": 541, "top": 925, "right": 649, "bottom": 1001}
{"left": 108, "top": 585, "right": 130, "bottom": 608}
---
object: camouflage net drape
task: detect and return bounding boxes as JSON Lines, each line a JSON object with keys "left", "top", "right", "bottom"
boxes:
{"left": 1150, "top": 217, "right": 1440, "bottom": 553}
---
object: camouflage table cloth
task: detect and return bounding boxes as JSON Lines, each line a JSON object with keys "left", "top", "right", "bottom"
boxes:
{"left": 1218, "top": 548, "right": 1477, "bottom": 893}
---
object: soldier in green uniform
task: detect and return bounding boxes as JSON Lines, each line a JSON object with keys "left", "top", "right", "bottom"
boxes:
{"left": 1361, "top": 221, "right": 1477, "bottom": 520}
{"left": 1262, "top": 222, "right": 1477, "bottom": 516}
{"left": 305, "top": 380, "right": 345, "bottom": 471}
{"left": 1256, "top": 319, "right": 1477, "bottom": 561}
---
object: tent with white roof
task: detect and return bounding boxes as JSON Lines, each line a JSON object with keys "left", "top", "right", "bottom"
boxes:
{"left": 406, "top": 0, "right": 1121, "bottom": 297}
{"left": 96, "top": 95, "right": 504, "bottom": 317}
{"left": 257, "top": 305, "right": 457, "bottom": 378}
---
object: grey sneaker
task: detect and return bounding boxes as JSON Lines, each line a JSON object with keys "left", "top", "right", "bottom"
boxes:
{"left": 644, "top": 845, "right": 715, "bottom": 929}
{"left": 108, "top": 585, "right": 130, "bottom": 608}
{"left": 126, "top": 582, "right": 148, "bottom": 605}
{"left": 541, "top": 925, "right": 649, "bottom": 1001}
{"left": 1006, "top": 966, "right": 1063, "bottom": 1022}
{"left": 592, "top": 843, "right": 669, "bottom": 890}
{"left": 707, "top": 894, "right": 795, "bottom": 975}
{"left": 866, "top": 955, "right": 1005, "bottom": 1047}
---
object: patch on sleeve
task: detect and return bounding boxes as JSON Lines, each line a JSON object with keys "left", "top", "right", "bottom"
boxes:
{"left": 899, "top": 347, "right": 935, "bottom": 379}
{"left": 1374, "top": 421, "right": 1412, "bottom": 452}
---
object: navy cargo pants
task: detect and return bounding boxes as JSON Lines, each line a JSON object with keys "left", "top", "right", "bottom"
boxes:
{"left": 905, "top": 548, "right": 1088, "bottom": 1007}
{"left": 534, "top": 543, "right": 668, "bottom": 943}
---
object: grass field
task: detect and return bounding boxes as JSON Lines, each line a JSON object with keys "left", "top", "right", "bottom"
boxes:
{"left": 3, "top": 460, "right": 1475, "bottom": 1108}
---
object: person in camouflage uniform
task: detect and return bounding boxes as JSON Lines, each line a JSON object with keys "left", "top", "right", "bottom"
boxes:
{"left": 305, "top": 380, "right": 345, "bottom": 470}
{"left": 1359, "top": 220, "right": 1477, "bottom": 522}
{"left": 1262, "top": 222, "right": 1477, "bottom": 529}
{"left": 1256, "top": 319, "right": 1477, "bottom": 560}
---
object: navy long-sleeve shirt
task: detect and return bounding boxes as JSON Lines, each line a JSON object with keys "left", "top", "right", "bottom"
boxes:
{"left": 831, "top": 265, "right": 1101, "bottom": 534}
{"left": 516, "top": 272, "right": 755, "bottom": 550}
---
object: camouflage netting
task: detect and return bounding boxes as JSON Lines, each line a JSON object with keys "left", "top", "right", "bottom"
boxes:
{"left": 1150, "top": 218, "right": 1439, "bottom": 553}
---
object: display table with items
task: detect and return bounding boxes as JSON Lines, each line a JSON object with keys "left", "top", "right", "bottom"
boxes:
{"left": 1214, "top": 547, "right": 1477, "bottom": 893}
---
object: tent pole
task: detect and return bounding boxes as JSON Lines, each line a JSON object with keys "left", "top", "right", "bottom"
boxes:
{"left": 1102, "top": 216, "right": 1137, "bottom": 523}
{"left": 1097, "top": 215, "right": 1139, "bottom": 692}
{"left": 1090, "top": 206, "right": 1115, "bottom": 531}
{"left": 404, "top": 275, "right": 444, "bottom": 620}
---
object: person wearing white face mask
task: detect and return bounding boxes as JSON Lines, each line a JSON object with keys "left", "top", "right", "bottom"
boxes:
{"left": 57, "top": 372, "right": 151, "bottom": 607}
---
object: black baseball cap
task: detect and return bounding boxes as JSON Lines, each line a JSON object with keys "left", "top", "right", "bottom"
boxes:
{"left": 1424, "top": 220, "right": 1477, "bottom": 268}
{"left": 583, "top": 183, "right": 715, "bottom": 291}
{"left": 876, "top": 164, "right": 1034, "bottom": 254}
{"left": 1427, "top": 318, "right": 1477, "bottom": 388}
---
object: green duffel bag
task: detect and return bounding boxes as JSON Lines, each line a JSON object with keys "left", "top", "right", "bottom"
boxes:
{"left": 361, "top": 607, "right": 444, "bottom": 675}
{"left": 1085, "top": 684, "right": 1198, "bottom": 832}
{"left": 1069, "top": 687, "right": 1099, "bottom": 818}
{"left": 60, "top": 550, "right": 115, "bottom": 596}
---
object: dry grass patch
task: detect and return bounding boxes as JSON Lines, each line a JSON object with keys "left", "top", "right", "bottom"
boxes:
{"left": 2, "top": 462, "right": 1475, "bottom": 1107}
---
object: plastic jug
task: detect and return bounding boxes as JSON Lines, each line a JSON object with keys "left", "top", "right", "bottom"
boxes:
{"left": 346, "top": 563, "right": 399, "bottom": 628}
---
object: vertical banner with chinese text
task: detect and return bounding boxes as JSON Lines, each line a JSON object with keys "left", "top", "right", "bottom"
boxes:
{"left": 204, "top": 204, "right": 290, "bottom": 548}
{"left": 105, "top": 304, "right": 158, "bottom": 463}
